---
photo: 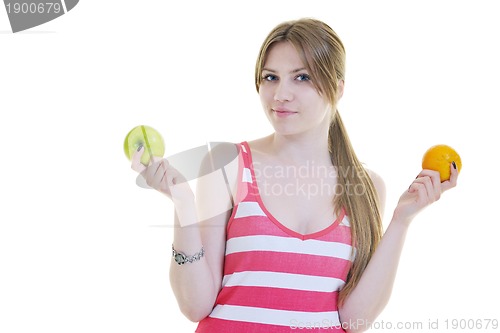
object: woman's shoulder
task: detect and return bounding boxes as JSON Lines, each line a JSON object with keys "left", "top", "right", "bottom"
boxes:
{"left": 245, "top": 135, "right": 273, "bottom": 153}
{"left": 364, "top": 167, "right": 385, "bottom": 188}
{"left": 364, "top": 166, "right": 386, "bottom": 217}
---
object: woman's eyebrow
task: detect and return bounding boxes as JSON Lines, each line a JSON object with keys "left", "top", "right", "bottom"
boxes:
{"left": 262, "top": 67, "right": 307, "bottom": 73}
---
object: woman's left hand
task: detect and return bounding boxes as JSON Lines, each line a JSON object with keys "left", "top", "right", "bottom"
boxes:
{"left": 393, "top": 163, "right": 459, "bottom": 225}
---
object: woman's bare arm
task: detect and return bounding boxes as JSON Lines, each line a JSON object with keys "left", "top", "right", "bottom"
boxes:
{"left": 339, "top": 166, "right": 458, "bottom": 333}
{"left": 132, "top": 144, "right": 238, "bottom": 322}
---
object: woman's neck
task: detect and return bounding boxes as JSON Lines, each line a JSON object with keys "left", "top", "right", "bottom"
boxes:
{"left": 267, "top": 129, "right": 332, "bottom": 166}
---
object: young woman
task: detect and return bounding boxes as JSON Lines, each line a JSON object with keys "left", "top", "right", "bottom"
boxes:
{"left": 131, "top": 18, "right": 458, "bottom": 333}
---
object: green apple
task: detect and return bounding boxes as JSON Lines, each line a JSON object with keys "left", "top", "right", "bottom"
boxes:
{"left": 124, "top": 125, "right": 165, "bottom": 165}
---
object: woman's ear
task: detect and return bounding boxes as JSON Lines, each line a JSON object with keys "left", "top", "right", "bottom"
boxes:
{"left": 337, "top": 80, "right": 345, "bottom": 100}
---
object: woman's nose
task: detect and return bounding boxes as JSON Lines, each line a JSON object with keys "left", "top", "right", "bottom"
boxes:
{"left": 274, "top": 81, "right": 293, "bottom": 102}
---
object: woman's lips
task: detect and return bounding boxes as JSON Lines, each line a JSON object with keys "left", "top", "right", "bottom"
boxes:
{"left": 272, "top": 109, "right": 297, "bottom": 117}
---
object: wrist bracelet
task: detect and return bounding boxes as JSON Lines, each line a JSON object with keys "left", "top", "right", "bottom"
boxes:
{"left": 172, "top": 244, "right": 205, "bottom": 265}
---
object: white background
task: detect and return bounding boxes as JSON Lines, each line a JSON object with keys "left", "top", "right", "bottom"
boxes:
{"left": 1, "top": 1, "right": 499, "bottom": 332}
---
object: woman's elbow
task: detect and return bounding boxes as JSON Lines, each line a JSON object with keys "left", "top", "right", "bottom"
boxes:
{"left": 339, "top": 307, "right": 371, "bottom": 333}
{"left": 179, "top": 304, "right": 212, "bottom": 323}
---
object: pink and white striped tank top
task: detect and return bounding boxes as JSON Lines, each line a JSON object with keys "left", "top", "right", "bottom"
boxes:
{"left": 196, "top": 142, "right": 354, "bottom": 332}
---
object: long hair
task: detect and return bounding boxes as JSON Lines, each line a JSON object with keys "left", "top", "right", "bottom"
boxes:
{"left": 254, "top": 18, "right": 383, "bottom": 306}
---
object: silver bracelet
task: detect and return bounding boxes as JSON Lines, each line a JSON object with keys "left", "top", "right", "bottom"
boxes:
{"left": 172, "top": 244, "right": 205, "bottom": 265}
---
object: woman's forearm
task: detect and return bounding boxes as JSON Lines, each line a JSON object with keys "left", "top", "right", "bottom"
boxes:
{"left": 169, "top": 203, "right": 219, "bottom": 322}
{"left": 339, "top": 216, "right": 411, "bottom": 333}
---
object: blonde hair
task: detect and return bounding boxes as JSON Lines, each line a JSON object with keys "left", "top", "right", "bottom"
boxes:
{"left": 255, "top": 18, "right": 383, "bottom": 306}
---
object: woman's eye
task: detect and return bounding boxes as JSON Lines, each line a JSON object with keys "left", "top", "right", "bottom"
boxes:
{"left": 296, "top": 74, "right": 311, "bottom": 82}
{"left": 262, "top": 74, "right": 278, "bottom": 81}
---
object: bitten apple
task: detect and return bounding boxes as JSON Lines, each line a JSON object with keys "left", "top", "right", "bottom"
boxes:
{"left": 124, "top": 125, "right": 165, "bottom": 165}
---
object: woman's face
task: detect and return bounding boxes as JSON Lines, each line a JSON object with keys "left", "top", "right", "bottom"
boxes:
{"left": 259, "top": 42, "right": 333, "bottom": 137}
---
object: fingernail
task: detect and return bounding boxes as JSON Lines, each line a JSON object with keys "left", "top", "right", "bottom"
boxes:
{"left": 137, "top": 144, "right": 143, "bottom": 152}
{"left": 452, "top": 161, "right": 457, "bottom": 170}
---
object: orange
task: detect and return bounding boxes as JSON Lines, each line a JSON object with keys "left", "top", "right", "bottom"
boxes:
{"left": 422, "top": 144, "right": 462, "bottom": 182}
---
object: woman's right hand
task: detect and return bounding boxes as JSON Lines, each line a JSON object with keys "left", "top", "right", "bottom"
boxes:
{"left": 131, "top": 146, "right": 195, "bottom": 205}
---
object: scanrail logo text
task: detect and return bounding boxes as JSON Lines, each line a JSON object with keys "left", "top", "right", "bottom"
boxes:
{"left": 3, "top": 0, "right": 78, "bottom": 33}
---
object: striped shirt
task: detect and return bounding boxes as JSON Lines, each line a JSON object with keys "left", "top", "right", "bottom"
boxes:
{"left": 196, "top": 142, "right": 354, "bottom": 332}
